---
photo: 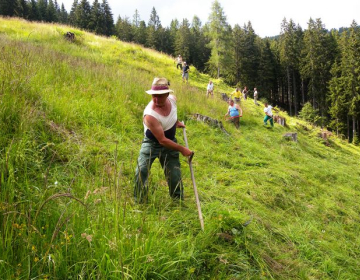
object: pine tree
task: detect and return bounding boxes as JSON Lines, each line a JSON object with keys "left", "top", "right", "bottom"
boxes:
{"left": 47, "top": 0, "right": 57, "bottom": 22}
{"left": 169, "top": 19, "right": 179, "bottom": 55}
{"left": 205, "top": 0, "right": 231, "bottom": 79}
{"left": 175, "top": 18, "right": 191, "bottom": 62}
{"left": 231, "top": 24, "right": 244, "bottom": 85}
{"left": 14, "top": 0, "right": 29, "bottom": 18}
{"left": 137, "top": 20, "right": 147, "bottom": 46}
{"left": 300, "top": 18, "right": 335, "bottom": 119}
{"left": 132, "top": 9, "right": 140, "bottom": 28}
{"left": 54, "top": 0, "right": 61, "bottom": 22}
{"left": 28, "top": 0, "right": 40, "bottom": 21}
{"left": 115, "top": 16, "right": 133, "bottom": 42}
{"left": 146, "top": 7, "right": 161, "bottom": 48}
{"left": 74, "top": 0, "right": 91, "bottom": 29}
{"left": 279, "top": 18, "right": 302, "bottom": 115}
{"left": 190, "top": 16, "right": 209, "bottom": 72}
{"left": 330, "top": 21, "right": 360, "bottom": 143}
{"left": 37, "top": 0, "right": 48, "bottom": 21}
{"left": 101, "top": 0, "right": 114, "bottom": 36}
{"left": 0, "top": 0, "right": 15, "bottom": 16}
{"left": 68, "top": 0, "right": 78, "bottom": 26}
{"left": 257, "top": 38, "right": 277, "bottom": 101}
{"left": 88, "top": 0, "right": 103, "bottom": 34}
{"left": 132, "top": 9, "right": 144, "bottom": 44}
{"left": 59, "top": 3, "right": 68, "bottom": 23}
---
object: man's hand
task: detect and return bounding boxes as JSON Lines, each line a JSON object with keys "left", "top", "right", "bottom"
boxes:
{"left": 176, "top": 121, "right": 185, "bottom": 128}
{"left": 181, "top": 147, "right": 193, "bottom": 157}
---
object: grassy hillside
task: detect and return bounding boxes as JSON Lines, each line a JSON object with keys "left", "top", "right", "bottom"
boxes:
{"left": 1, "top": 17, "right": 360, "bottom": 279}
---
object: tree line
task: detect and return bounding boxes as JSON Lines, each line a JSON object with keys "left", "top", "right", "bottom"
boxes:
{"left": 1, "top": 0, "right": 359, "bottom": 143}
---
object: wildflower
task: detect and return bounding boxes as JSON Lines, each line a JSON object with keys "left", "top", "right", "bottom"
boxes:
{"left": 81, "top": 233, "right": 93, "bottom": 243}
{"left": 86, "top": 235, "right": 92, "bottom": 242}
{"left": 34, "top": 257, "right": 39, "bottom": 262}
{"left": 188, "top": 267, "right": 195, "bottom": 273}
{"left": 32, "top": 246, "right": 37, "bottom": 252}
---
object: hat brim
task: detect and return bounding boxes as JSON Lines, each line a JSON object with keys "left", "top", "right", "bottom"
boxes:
{"left": 146, "top": 89, "right": 173, "bottom": 95}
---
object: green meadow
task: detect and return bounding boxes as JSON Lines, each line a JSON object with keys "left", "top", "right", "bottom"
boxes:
{"left": 1, "top": 17, "right": 360, "bottom": 279}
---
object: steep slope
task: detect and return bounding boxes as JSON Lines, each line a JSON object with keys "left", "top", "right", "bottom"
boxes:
{"left": 1, "top": 17, "right": 360, "bottom": 279}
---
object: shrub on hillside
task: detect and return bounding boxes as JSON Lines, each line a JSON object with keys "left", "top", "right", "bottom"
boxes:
{"left": 298, "top": 102, "right": 325, "bottom": 127}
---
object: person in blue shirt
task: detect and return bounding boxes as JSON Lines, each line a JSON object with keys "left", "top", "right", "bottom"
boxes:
{"left": 225, "top": 99, "right": 243, "bottom": 129}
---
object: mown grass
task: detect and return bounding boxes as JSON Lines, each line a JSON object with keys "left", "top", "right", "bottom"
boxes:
{"left": 1, "top": 17, "right": 360, "bottom": 279}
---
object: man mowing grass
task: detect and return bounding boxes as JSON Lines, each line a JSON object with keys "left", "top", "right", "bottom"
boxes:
{"left": 134, "top": 77, "right": 193, "bottom": 203}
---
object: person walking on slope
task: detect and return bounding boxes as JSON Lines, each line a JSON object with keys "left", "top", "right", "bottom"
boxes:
{"left": 182, "top": 62, "right": 190, "bottom": 83}
{"left": 230, "top": 87, "right": 242, "bottom": 104}
{"left": 242, "top": 86, "right": 248, "bottom": 100}
{"left": 225, "top": 99, "right": 243, "bottom": 129}
{"left": 264, "top": 102, "right": 274, "bottom": 127}
{"left": 207, "top": 80, "right": 214, "bottom": 98}
{"left": 176, "top": 55, "right": 183, "bottom": 70}
{"left": 134, "top": 77, "right": 193, "bottom": 203}
{"left": 253, "top": 87, "right": 259, "bottom": 105}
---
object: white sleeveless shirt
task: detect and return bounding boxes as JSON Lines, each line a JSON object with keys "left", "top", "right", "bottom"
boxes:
{"left": 143, "top": 95, "right": 178, "bottom": 136}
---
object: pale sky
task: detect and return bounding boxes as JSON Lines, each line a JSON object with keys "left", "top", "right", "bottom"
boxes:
{"left": 60, "top": 0, "right": 360, "bottom": 37}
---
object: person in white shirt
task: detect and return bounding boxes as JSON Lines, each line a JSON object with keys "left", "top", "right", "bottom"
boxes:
{"left": 134, "top": 77, "right": 193, "bottom": 203}
{"left": 206, "top": 80, "right": 214, "bottom": 98}
{"left": 254, "top": 87, "right": 259, "bottom": 105}
{"left": 264, "top": 103, "right": 274, "bottom": 127}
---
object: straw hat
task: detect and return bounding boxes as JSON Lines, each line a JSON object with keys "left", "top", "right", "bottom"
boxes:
{"left": 146, "top": 77, "right": 173, "bottom": 95}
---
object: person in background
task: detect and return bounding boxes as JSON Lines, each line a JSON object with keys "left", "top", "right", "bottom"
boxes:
{"left": 264, "top": 102, "right": 274, "bottom": 127}
{"left": 176, "top": 55, "right": 183, "bottom": 70}
{"left": 134, "top": 77, "right": 193, "bottom": 203}
{"left": 225, "top": 99, "right": 243, "bottom": 129}
{"left": 243, "top": 86, "right": 248, "bottom": 100}
{"left": 207, "top": 80, "right": 214, "bottom": 98}
{"left": 182, "top": 62, "right": 190, "bottom": 83}
{"left": 230, "top": 87, "right": 241, "bottom": 104}
{"left": 254, "top": 87, "right": 259, "bottom": 105}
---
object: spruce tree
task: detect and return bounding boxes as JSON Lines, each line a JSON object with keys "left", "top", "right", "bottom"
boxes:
{"left": 115, "top": 16, "right": 133, "bottom": 42}
{"left": 101, "top": 0, "right": 114, "bottom": 36}
{"left": 0, "top": 0, "right": 15, "bottom": 16}
{"left": 14, "top": 0, "right": 29, "bottom": 18}
{"left": 190, "top": 16, "right": 209, "bottom": 72}
{"left": 146, "top": 7, "right": 161, "bottom": 49}
{"left": 257, "top": 39, "right": 277, "bottom": 101}
{"left": 169, "top": 19, "right": 179, "bottom": 56}
{"left": 59, "top": 3, "right": 68, "bottom": 24}
{"left": 88, "top": 0, "right": 103, "bottom": 34}
{"left": 205, "top": 0, "right": 231, "bottom": 79}
{"left": 28, "top": 0, "right": 40, "bottom": 21}
{"left": 280, "top": 18, "right": 302, "bottom": 115}
{"left": 300, "top": 18, "right": 334, "bottom": 119}
{"left": 68, "top": 0, "right": 78, "bottom": 26}
{"left": 37, "top": 0, "right": 48, "bottom": 21}
{"left": 74, "top": 0, "right": 91, "bottom": 29}
{"left": 175, "top": 18, "right": 191, "bottom": 62}
{"left": 47, "top": 0, "right": 57, "bottom": 22}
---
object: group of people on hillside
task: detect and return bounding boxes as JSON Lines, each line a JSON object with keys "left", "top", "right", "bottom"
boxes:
{"left": 205, "top": 82, "right": 263, "bottom": 129}
{"left": 175, "top": 55, "right": 190, "bottom": 83}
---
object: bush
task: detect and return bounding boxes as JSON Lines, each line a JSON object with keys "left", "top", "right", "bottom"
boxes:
{"left": 298, "top": 102, "right": 326, "bottom": 127}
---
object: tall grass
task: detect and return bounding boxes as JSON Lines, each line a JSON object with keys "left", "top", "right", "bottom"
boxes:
{"left": 1, "top": 17, "right": 360, "bottom": 279}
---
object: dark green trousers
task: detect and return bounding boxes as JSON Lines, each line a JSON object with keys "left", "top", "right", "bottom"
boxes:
{"left": 134, "top": 137, "right": 184, "bottom": 202}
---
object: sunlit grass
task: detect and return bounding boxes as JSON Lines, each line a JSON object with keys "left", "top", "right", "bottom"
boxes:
{"left": 1, "top": 17, "right": 360, "bottom": 279}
